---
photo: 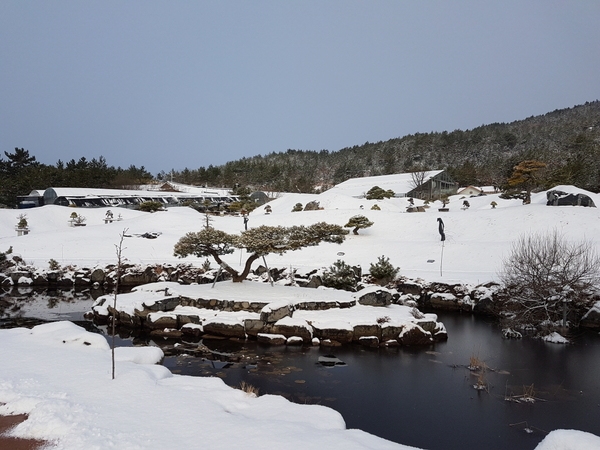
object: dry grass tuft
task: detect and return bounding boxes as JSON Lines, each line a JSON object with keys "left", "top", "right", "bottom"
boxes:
{"left": 239, "top": 381, "right": 259, "bottom": 397}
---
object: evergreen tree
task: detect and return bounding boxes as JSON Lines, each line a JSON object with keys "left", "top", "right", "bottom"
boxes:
{"left": 507, "top": 160, "right": 547, "bottom": 203}
{"left": 344, "top": 215, "right": 374, "bottom": 235}
{"left": 173, "top": 223, "right": 347, "bottom": 282}
{"left": 321, "top": 259, "right": 358, "bottom": 292}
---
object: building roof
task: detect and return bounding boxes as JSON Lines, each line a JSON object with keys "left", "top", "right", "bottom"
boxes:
{"left": 326, "top": 170, "right": 444, "bottom": 198}
{"left": 44, "top": 184, "right": 232, "bottom": 200}
{"left": 156, "top": 181, "right": 233, "bottom": 197}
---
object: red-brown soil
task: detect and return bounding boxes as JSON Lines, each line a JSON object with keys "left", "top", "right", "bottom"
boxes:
{"left": 0, "top": 414, "right": 49, "bottom": 450}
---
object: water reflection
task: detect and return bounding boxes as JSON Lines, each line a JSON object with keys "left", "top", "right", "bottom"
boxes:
{"left": 2, "top": 293, "right": 599, "bottom": 450}
{"left": 160, "top": 313, "right": 600, "bottom": 450}
{"left": 0, "top": 287, "right": 100, "bottom": 324}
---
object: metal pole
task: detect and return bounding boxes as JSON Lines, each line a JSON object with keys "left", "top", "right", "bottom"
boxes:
{"left": 212, "top": 267, "right": 223, "bottom": 288}
{"left": 262, "top": 255, "right": 274, "bottom": 287}
{"left": 440, "top": 241, "right": 445, "bottom": 277}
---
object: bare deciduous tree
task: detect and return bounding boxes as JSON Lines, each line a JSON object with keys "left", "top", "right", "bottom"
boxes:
{"left": 410, "top": 170, "right": 427, "bottom": 190}
{"left": 112, "top": 229, "right": 127, "bottom": 380}
{"left": 500, "top": 230, "right": 600, "bottom": 329}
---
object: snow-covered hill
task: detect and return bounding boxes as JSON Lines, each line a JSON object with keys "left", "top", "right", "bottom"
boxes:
{"left": 2, "top": 187, "right": 599, "bottom": 285}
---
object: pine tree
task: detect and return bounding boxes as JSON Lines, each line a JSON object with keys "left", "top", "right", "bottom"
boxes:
{"left": 344, "top": 215, "right": 374, "bottom": 235}
{"left": 507, "top": 160, "right": 547, "bottom": 204}
{"left": 174, "top": 223, "right": 348, "bottom": 282}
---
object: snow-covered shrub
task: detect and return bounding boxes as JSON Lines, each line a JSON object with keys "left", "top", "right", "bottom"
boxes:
{"left": 365, "top": 186, "right": 394, "bottom": 200}
{"left": 0, "top": 246, "right": 13, "bottom": 262}
{"left": 304, "top": 201, "right": 321, "bottom": 211}
{"left": 369, "top": 255, "right": 399, "bottom": 282}
{"left": 321, "top": 259, "right": 358, "bottom": 292}
{"left": 16, "top": 214, "right": 28, "bottom": 229}
{"left": 137, "top": 201, "right": 165, "bottom": 212}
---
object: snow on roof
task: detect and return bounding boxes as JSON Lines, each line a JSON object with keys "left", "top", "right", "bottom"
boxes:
{"left": 45, "top": 185, "right": 231, "bottom": 199}
{"left": 327, "top": 171, "right": 444, "bottom": 198}
{"left": 158, "top": 181, "right": 233, "bottom": 196}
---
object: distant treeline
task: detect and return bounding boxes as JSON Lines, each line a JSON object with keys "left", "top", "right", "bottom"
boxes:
{"left": 3, "top": 100, "right": 600, "bottom": 207}
{"left": 162, "top": 101, "right": 600, "bottom": 194}
{"left": 0, "top": 150, "right": 152, "bottom": 207}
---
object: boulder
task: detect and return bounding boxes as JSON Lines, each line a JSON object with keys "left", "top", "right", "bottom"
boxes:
{"left": 353, "top": 324, "right": 381, "bottom": 340}
{"left": 32, "top": 274, "right": 48, "bottom": 286}
{"left": 257, "top": 333, "right": 286, "bottom": 345}
{"left": 380, "top": 324, "right": 403, "bottom": 341}
{"left": 9, "top": 271, "right": 31, "bottom": 284}
{"left": 397, "top": 323, "right": 433, "bottom": 346}
{"left": 432, "top": 322, "right": 448, "bottom": 341}
{"left": 120, "top": 267, "right": 158, "bottom": 286}
{"left": 271, "top": 322, "right": 313, "bottom": 342}
{"left": 312, "top": 324, "right": 353, "bottom": 344}
{"left": 90, "top": 268, "right": 106, "bottom": 283}
{"left": 146, "top": 313, "right": 178, "bottom": 330}
{"left": 358, "top": 336, "right": 379, "bottom": 347}
{"left": 428, "top": 292, "right": 461, "bottom": 311}
{"left": 144, "top": 296, "right": 182, "bottom": 312}
{"left": 203, "top": 321, "right": 246, "bottom": 339}
{"left": 581, "top": 302, "right": 600, "bottom": 329}
{"left": 178, "top": 314, "right": 200, "bottom": 326}
{"left": 110, "top": 309, "right": 143, "bottom": 328}
{"left": 260, "top": 302, "right": 292, "bottom": 323}
{"left": 395, "top": 281, "right": 423, "bottom": 296}
{"left": 286, "top": 336, "right": 304, "bottom": 346}
{"left": 546, "top": 190, "right": 596, "bottom": 207}
{"left": 356, "top": 287, "right": 393, "bottom": 306}
{"left": 74, "top": 276, "right": 90, "bottom": 287}
{"left": 244, "top": 319, "right": 270, "bottom": 337}
{"left": 181, "top": 323, "right": 203, "bottom": 338}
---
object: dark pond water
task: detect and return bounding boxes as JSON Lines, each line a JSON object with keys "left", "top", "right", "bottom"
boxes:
{"left": 160, "top": 313, "right": 600, "bottom": 450}
{"left": 2, "top": 291, "right": 600, "bottom": 450}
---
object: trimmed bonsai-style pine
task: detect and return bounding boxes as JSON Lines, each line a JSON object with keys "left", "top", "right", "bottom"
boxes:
{"left": 174, "top": 222, "right": 348, "bottom": 282}
{"left": 344, "top": 215, "right": 374, "bottom": 235}
{"left": 365, "top": 186, "right": 395, "bottom": 200}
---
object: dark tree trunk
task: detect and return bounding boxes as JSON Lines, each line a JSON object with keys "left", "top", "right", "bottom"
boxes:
{"left": 210, "top": 250, "right": 260, "bottom": 282}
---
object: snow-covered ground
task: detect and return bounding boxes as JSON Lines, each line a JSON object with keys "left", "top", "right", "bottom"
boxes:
{"left": 2, "top": 185, "right": 600, "bottom": 449}
{"left": 3, "top": 185, "right": 600, "bottom": 285}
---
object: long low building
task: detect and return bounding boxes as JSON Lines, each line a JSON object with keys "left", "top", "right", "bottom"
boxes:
{"left": 18, "top": 185, "right": 238, "bottom": 209}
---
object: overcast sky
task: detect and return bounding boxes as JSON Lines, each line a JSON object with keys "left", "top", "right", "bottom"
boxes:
{"left": 1, "top": 1, "right": 599, "bottom": 175}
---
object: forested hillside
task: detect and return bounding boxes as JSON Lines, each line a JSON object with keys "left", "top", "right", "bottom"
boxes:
{"left": 164, "top": 101, "right": 600, "bottom": 193}
{"left": 2, "top": 101, "right": 599, "bottom": 208}
{"left": 0, "top": 151, "right": 152, "bottom": 207}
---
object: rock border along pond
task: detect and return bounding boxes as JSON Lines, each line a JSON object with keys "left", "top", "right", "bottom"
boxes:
{"left": 2, "top": 256, "right": 599, "bottom": 340}
{"left": 87, "top": 282, "right": 448, "bottom": 347}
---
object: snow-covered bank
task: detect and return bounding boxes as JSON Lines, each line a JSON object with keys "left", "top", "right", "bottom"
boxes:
{"left": 0, "top": 321, "right": 414, "bottom": 449}
{"left": 0, "top": 321, "right": 597, "bottom": 450}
